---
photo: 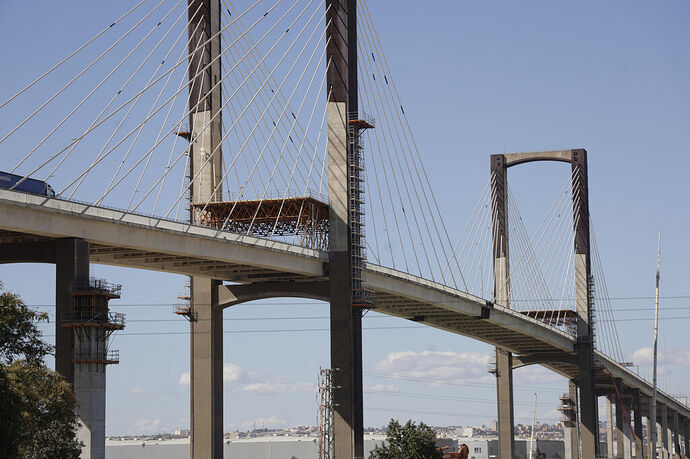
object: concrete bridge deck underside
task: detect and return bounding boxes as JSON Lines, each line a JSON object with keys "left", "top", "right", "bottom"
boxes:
{"left": 1, "top": 188, "right": 688, "bottom": 420}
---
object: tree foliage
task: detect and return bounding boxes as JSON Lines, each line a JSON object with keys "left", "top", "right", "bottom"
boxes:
{"left": 369, "top": 419, "right": 443, "bottom": 459}
{"left": 0, "top": 282, "right": 82, "bottom": 458}
{"left": 0, "top": 288, "right": 52, "bottom": 365}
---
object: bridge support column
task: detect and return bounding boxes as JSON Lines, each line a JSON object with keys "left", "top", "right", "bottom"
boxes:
{"left": 674, "top": 411, "right": 681, "bottom": 458}
{"left": 495, "top": 348, "right": 514, "bottom": 458}
{"left": 571, "top": 149, "right": 599, "bottom": 458}
{"left": 684, "top": 421, "right": 690, "bottom": 459}
{"left": 563, "top": 380, "right": 579, "bottom": 459}
{"left": 661, "top": 404, "right": 670, "bottom": 459}
{"left": 56, "top": 238, "right": 108, "bottom": 459}
{"left": 185, "top": 0, "right": 224, "bottom": 453}
{"left": 647, "top": 417, "right": 658, "bottom": 459}
{"left": 353, "top": 307, "right": 364, "bottom": 458}
{"left": 326, "top": 0, "right": 363, "bottom": 457}
{"left": 632, "top": 389, "right": 644, "bottom": 459}
{"left": 614, "top": 380, "right": 632, "bottom": 459}
{"left": 607, "top": 396, "right": 615, "bottom": 458}
{"left": 490, "top": 154, "right": 515, "bottom": 459}
{"left": 189, "top": 277, "right": 223, "bottom": 459}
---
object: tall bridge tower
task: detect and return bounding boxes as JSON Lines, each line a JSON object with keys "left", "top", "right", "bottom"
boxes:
{"left": 325, "top": 0, "right": 368, "bottom": 457}
{"left": 182, "top": 1, "right": 368, "bottom": 457}
{"left": 491, "top": 150, "right": 598, "bottom": 459}
{"left": 185, "top": 1, "right": 224, "bottom": 458}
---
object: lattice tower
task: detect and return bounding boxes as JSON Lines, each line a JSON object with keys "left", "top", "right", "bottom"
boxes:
{"left": 318, "top": 367, "right": 335, "bottom": 459}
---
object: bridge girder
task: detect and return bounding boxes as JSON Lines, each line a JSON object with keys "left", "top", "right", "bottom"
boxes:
{"left": 2, "top": 189, "right": 690, "bottom": 453}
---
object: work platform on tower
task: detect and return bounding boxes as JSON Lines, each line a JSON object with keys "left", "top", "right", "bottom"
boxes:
{"left": 191, "top": 195, "right": 329, "bottom": 250}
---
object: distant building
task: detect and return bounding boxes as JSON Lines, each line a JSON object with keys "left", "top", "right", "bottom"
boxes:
{"left": 455, "top": 438, "right": 564, "bottom": 459}
{"left": 106, "top": 436, "right": 563, "bottom": 459}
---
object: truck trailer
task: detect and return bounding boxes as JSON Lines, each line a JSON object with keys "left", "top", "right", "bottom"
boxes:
{"left": 0, "top": 171, "right": 56, "bottom": 197}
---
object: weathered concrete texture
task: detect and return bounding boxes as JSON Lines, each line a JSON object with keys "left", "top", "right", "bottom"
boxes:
{"left": 218, "top": 281, "right": 330, "bottom": 307}
{"left": 632, "top": 390, "right": 644, "bottom": 459}
{"left": 661, "top": 404, "right": 670, "bottom": 459}
{"left": 187, "top": 0, "right": 223, "bottom": 210}
{"left": 646, "top": 417, "right": 658, "bottom": 458}
{"left": 190, "top": 277, "right": 223, "bottom": 459}
{"left": 614, "top": 381, "right": 632, "bottom": 459}
{"left": 495, "top": 348, "right": 514, "bottom": 458}
{"left": 490, "top": 154, "right": 514, "bottom": 459}
{"left": 56, "top": 237, "right": 107, "bottom": 459}
{"left": 190, "top": 110, "right": 223, "bottom": 208}
{"left": 563, "top": 381, "right": 578, "bottom": 459}
{"left": 56, "top": 238, "right": 89, "bottom": 383}
{"left": 571, "top": 150, "right": 598, "bottom": 459}
{"left": 74, "top": 363, "right": 107, "bottom": 459}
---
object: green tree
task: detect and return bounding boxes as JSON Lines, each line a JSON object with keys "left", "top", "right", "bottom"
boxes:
{"left": 0, "top": 286, "right": 52, "bottom": 365}
{"left": 0, "top": 282, "right": 82, "bottom": 458}
{"left": 369, "top": 419, "right": 443, "bottom": 459}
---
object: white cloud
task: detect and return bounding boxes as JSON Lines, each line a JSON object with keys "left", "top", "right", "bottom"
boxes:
{"left": 178, "top": 363, "right": 254, "bottom": 386}
{"left": 134, "top": 418, "right": 161, "bottom": 433}
{"left": 366, "top": 383, "right": 399, "bottom": 393}
{"left": 178, "top": 363, "right": 313, "bottom": 394}
{"left": 513, "top": 366, "right": 564, "bottom": 385}
{"left": 224, "top": 363, "right": 252, "bottom": 382}
{"left": 631, "top": 347, "right": 653, "bottom": 364}
{"left": 631, "top": 346, "right": 690, "bottom": 367}
{"left": 374, "top": 350, "right": 492, "bottom": 384}
{"left": 240, "top": 381, "right": 315, "bottom": 394}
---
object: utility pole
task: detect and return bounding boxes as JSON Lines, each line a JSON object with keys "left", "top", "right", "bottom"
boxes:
{"left": 651, "top": 233, "right": 661, "bottom": 456}
{"left": 529, "top": 393, "right": 537, "bottom": 459}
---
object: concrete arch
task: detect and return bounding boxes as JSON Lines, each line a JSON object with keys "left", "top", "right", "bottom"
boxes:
{"left": 217, "top": 280, "right": 330, "bottom": 308}
{"left": 502, "top": 149, "right": 583, "bottom": 168}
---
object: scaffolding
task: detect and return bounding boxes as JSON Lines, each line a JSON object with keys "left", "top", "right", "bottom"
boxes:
{"left": 191, "top": 196, "right": 329, "bottom": 250}
{"left": 519, "top": 309, "right": 577, "bottom": 329}
{"left": 63, "top": 278, "right": 125, "bottom": 367}
{"left": 318, "top": 367, "right": 335, "bottom": 459}
{"left": 173, "top": 284, "right": 196, "bottom": 322}
{"left": 349, "top": 113, "right": 375, "bottom": 308}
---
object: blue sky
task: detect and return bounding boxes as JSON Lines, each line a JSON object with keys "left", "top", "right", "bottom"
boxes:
{"left": 1, "top": 0, "right": 690, "bottom": 435}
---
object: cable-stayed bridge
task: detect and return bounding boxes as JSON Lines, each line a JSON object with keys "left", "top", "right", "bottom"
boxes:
{"left": 0, "top": 1, "right": 686, "bottom": 458}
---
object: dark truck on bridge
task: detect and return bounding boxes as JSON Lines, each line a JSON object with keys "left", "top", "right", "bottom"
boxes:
{"left": 0, "top": 171, "right": 56, "bottom": 197}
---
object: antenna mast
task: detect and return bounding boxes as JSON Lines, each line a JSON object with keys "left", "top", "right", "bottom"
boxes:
{"left": 529, "top": 392, "right": 537, "bottom": 459}
{"left": 651, "top": 233, "right": 661, "bottom": 455}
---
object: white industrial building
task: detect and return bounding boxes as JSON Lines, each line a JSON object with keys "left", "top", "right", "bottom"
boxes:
{"left": 105, "top": 435, "right": 564, "bottom": 459}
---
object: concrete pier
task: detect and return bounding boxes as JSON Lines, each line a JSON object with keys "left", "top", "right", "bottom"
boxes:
{"left": 189, "top": 277, "right": 223, "bottom": 458}
{"left": 563, "top": 381, "right": 579, "bottom": 459}
{"left": 490, "top": 154, "right": 515, "bottom": 459}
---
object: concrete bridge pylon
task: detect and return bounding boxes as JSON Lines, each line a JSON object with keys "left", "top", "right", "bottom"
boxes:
{"left": 185, "top": 1, "right": 225, "bottom": 458}
{"left": 490, "top": 149, "right": 599, "bottom": 459}
{"left": 183, "top": 0, "right": 366, "bottom": 457}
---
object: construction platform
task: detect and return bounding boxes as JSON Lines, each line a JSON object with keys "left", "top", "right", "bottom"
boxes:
{"left": 73, "top": 350, "right": 120, "bottom": 365}
{"left": 192, "top": 196, "right": 329, "bottom": 250}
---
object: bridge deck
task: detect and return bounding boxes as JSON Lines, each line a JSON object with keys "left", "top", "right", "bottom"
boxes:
{"left": 0, "top": 189, "right": 687, "bottom": 418}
